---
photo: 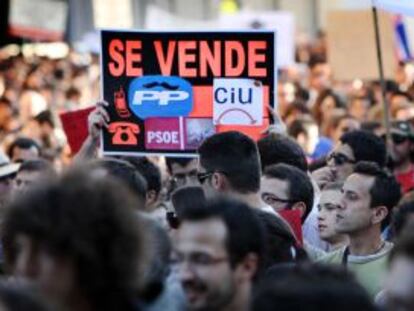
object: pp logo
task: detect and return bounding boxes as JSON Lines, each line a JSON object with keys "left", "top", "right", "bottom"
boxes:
{"left": 128, "top": 76, "right": 193, "bottom": 120}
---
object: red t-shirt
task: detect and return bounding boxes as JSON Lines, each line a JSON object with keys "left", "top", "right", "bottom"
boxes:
{"left": 396, "top": 165, "right": 414, "bottom": 193}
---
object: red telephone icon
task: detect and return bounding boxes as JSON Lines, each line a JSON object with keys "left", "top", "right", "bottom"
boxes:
{"left": 108, "top": 122, "right": 139, "bottom": 145}
{"left": 114, "top": 86, "right": 131, "bottom": 118}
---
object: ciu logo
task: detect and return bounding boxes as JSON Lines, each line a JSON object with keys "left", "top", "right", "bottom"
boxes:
{"left": 128, "top": 76, "right": 193, "bottom": 120}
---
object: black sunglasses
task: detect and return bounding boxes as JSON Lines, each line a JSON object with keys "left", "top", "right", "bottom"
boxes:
{"left": 197, "top": 171, "right": 228, "bottom": 184}
{"left": 327, "top": 152, "right": 356, "bottom": 166}
{"left": 393, "top": 134, "right": 408, "bottom": 145}
{"left": 382, "top": 133, "right": 409, "bottom": 145}
{"left": 197, "top": 172, "right": 214, "bottom": 184}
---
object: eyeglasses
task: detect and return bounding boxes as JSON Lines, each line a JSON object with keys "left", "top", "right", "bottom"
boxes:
{"left": 327, "top": 152, "right": 356, "bottom": 166}
{"left": 197, "top": 171, "right": 229, "bottom": 185}
{"left": 382, "top": 133, "right": 409, "bottom": 145}
{"left": 197, "top": 172, "right": 214, "bottom": 184}
{"left": 170, "top": 252, "right": 228, "bottom": 268}
{"left": 261, "top": 192, "right": 297, "bottom": 208}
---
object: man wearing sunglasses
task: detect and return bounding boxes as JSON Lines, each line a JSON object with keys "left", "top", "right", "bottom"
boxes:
{"left": 387, "top": 121, "right": 414, "bottom": 193}
{"left": 197, "top": 131, "right": 276, "bottom": 215}
{"left": 312, "top": 130, "right": 386, "bottom": 190}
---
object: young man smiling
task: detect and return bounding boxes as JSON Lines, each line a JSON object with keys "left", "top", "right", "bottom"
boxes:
{"left": 172, "top": 197, "right": 264, "bottom": 311}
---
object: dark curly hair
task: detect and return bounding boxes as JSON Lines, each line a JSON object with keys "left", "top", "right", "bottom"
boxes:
{"left": 2, "top": 168, "right": 149, "bottom": 311}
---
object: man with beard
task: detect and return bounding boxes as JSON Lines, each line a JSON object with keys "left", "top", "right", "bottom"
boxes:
{"left": 387, "top": 121, "right": 414, "bottom": 193}
{"left": 172, "top": 197, "right": 264, "bottom": 311}
{"left": 320, "top": 162, "right": 401, "bottom": 298}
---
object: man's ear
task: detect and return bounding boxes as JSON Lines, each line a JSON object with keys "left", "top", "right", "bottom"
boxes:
{"left": 146, "top": 189, "right": 158, "bottom": 206}
{"left": 371, "top": 205, "right": 388, "bottom": 225}
{"left": 211, "top": 172, "right": 229, "bottom": 192}
{"left": 291, "top": 201, "right": 307, "bottom": 220}
{"left": 235, "top": 253, "right": 259, "bottom": 282}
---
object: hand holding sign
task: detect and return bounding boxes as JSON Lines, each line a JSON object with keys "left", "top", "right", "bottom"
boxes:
{"left": 88, "top": 101, "right": 110, "bottom": 140}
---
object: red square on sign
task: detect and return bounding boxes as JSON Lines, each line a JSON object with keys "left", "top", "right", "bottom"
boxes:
{"left": 145, "top": 118, "right": 184, "bottom": 150}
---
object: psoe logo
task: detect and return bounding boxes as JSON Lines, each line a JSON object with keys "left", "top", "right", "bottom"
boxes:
{"left": 128, "top": 76, "right": 193, "bottom": 120}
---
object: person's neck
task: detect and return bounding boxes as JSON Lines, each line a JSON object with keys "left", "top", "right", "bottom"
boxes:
{"left": 393, "top": 160, "right": 412, "bottom": 174}
{"left": 229, "top": 191, "right": 262, "bottom": 209}
{"left": 348, "top": 227, "right": 384, "bottom": 256}
{"left": 328, "top": 235, "right": 349, "bottom": 251}
{"left": 221, "top": 282, "right": 251, "bottom": 311}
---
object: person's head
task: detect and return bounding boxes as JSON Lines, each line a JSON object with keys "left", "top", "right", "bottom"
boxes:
{"left": 2, "top": 169, "right": 148, "bottom": 310}
{"left": 387, "top": 121, "right": 414, "bottom": 168}
{"left": 198, "top": 131, "right": 261, "bottom": 198}
{"left": 288, "top": 117, "right": 319, "bottom": 156}
{"left": 329, "top": 114, "right": 360, "bottom": 143}
{"left": 395, "top": 104, "right": 414, "bottom": 121}
{"left": 123, "top": 157, "right": 162, "bottom": 211}
{"left": 7, "top": 137, "right": 41, "bottom": 163}
{"left": 391, "top": 201, "right": 414, "bottom": 239}
{"left": 65, "top": 87, "right": 81, "bottom": 103}
{"left": 258, "top": 133, "right": 308, "bottom": 172}
{"left": 171, "top": 186, "right": 206, "bottom": 220}
{"left": 283, "top": 101, "right": 311, "bottom": 127}
{"left": 384, "top": 227, "right": 414, "bottom": 311}
{"left": 327, "top": 130, "right": 387, "bottom": 183}
{"left": 166, "top": 157, "right": 199, "bottom": 191}
{"left": 390, "top": 91, "right": 413, "bottom": 113}
{"left": 308, "top": 58, "right": 331, "bottom": 92}
{"left": 337, "top": 162, "right": 401, "bottom": 235}
{"left": 254, "top": 209, "right": 308, "bottom": 268}
{"left": 312, "top": 89, "right": 345, "bottom": 126}
{"left": 261, "top": 164, "right": 314, "bottom": 222}
{"left": 34, "top": 110, "right": 54, "bottom": 137}
{"left": 13, "top": 159, "right": 55, "bottom": 194}
{"left": 349, "top": 96, "right": 372, "bottom": 121}
{"left": 90, "top": 158, "right": 147, "bottom": 207}
{"left": 0, "top": 96, "right": 13, "bottom": 130}
{"left": 173, "top": 197, "right": 264, "bottom": 311}
{"left": 317, "top": 182, "right": 348, "bottom": 245}
{"left": 252, "top": 264, "right": 376, "bottom": 311}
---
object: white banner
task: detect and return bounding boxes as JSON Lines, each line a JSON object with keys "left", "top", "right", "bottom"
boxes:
{"left": 219, "top": 11, "right": 295, "bottom": 67}
{"left": 374, "top": 0, "right": 414, "bottom": 16}
{"left": 9, "top": 0, "right": 67, "bottom": 41}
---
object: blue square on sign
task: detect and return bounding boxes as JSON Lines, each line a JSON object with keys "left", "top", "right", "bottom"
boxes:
{"left": 128, "top": 75, "right": 193, "bottom": 120}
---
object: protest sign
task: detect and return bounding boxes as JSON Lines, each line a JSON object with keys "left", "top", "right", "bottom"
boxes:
{"left": 326, "top": 10, "right": 395, "bottom": 81}
{"left": 100, "top": 30, "right": 275, "bottom": 157}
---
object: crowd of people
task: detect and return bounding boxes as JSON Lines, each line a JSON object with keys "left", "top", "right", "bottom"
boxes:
{"left": 0, "top": 31, "right": 414, "bottom": 311}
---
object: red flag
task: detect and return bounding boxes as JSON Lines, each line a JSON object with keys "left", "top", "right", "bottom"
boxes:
{"left": 60, "top": 107, "right": 94, "bottom": 154}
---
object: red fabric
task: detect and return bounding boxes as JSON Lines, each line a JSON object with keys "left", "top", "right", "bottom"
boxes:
{"left": 396, "top": 165, "right": 414, "bottom": 194}
{"left": 60, "top": 107, "right": 94, "bottom": 155}
{"left": 279, "top": 209, "right": 303, "bottom": 246}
